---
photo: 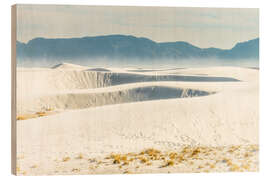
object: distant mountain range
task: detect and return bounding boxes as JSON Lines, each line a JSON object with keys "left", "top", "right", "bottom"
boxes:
{"left": 16, "top": 35, "right": 259, "bottom": 61}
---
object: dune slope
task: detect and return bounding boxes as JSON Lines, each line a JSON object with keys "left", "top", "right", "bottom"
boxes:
{"left": 16, "top": 65, "right": 259, "bottom": 175}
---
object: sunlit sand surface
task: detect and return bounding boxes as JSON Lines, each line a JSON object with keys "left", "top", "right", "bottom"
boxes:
{"left": 16, "top": 63, "right": 259, "bottom": 175}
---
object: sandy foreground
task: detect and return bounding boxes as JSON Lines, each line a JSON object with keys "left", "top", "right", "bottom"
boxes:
{"left": 16, "top": 63, "right": 259, "bottom": 175}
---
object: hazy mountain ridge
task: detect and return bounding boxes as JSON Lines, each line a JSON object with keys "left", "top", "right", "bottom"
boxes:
{"left": 16, "top": 35, "right": 259, "bottom": 60}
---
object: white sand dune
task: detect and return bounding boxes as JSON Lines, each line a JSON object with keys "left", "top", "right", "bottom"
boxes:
{"left": 51, "top": 62, "right": 89, "bottom": 70}
{"left": 16, "top": 66, "right": 240, "bottom": 114}
{"left": 19, "top": 85, "right": 213, "bottom": 113}
{"left": 87, "top": 68, "right": 111, "bottom": 72}
{"left": 16, "top": 64, "right": 259, "bottom": 175}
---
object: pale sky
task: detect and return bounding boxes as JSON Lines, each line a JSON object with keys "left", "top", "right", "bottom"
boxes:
{"left": 16, "top": 4, "right": 259, "bottom": 49}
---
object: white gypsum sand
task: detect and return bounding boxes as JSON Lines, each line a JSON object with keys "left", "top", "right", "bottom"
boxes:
{"left": 16, "top": 64, "right": 259, "bottom": 175}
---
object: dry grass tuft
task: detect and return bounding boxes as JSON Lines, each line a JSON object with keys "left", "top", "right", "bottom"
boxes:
{"left": 145, "top": 148, "right": 161, "bottom": 156}
{"left": 182, "top": 146, "right": 192, "bottom": 154}
{"left": 62, "top": 157, "right": 71, "bottom": 162}
{"left": 162, "top": 160, "right": 175, "bottom": 167}
{"left": 16, "top": 116, "right": 27, "bottom": 120}
{"left": 120, "top": 155, "right": 127, "bottom": 161}
{"left": 226, "top": 159, "right": 233, "bottom": 166}
{"left": 177, "top": 154, "right": 184, "bottom": 163}
{"left": 46, "top": 107, "right": 54, "bottom": 111}
{"left": 16, "top": 114, "right": 38, "bottom": 120}
{"left": 229, "top": 164, "right": 240, "bottom": 172}
{"left": 139, "top": 157, "right": 148, "bottom": 164}
{"left": 76, "top": 153, "right": 84, "bottom": 159}
{"left": 210, "top": 164, "right": 216, "bottom": 169}
{"left": 110, "top": 154, "right": 121, "bottom": 164}
{"left": 30, "top": 165, "right": 37, "bottom": 168}
{"left": 72, "top": 168, "right": 80, "bottom": 172}
{"left": 96, "top": 145, "right": 258, "bottom": 173}
{"left": 139, "top": 151, "right": 145, "bottom": 155}
{"left": 36, "top": 111, "right": 47, "bottom": 117}
{"left": 169, "top": 152, "right": 178, "bottom": 160}
{"left": 191, "top": 148, "right": 200, "bottom": 157}
{"left": 123, "top": 170, "right": 132, "bottom": 174}
{"left": 113, "top": 159, "right": 121, "bottom": 164}
{"left": 242, "top": 163, "right": 250, "bottom": 170}
{"left": 88, "top": 166, "right": 95, "bottom": 170}
{"left": 17, "top": 109, "right": 57, "bottom": 120}
{"left": 244, "top": 152, "right": 250, "bottom": 158}
{"left": 123, "top": 161, "right": 129, "bottom": 166}
{"left": 110, "top": 154, "right": 129, "bottom": 164}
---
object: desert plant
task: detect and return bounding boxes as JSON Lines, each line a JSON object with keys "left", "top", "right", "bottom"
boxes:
{"left": 62, "top": 157, "right": 70, "bottom": 162}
